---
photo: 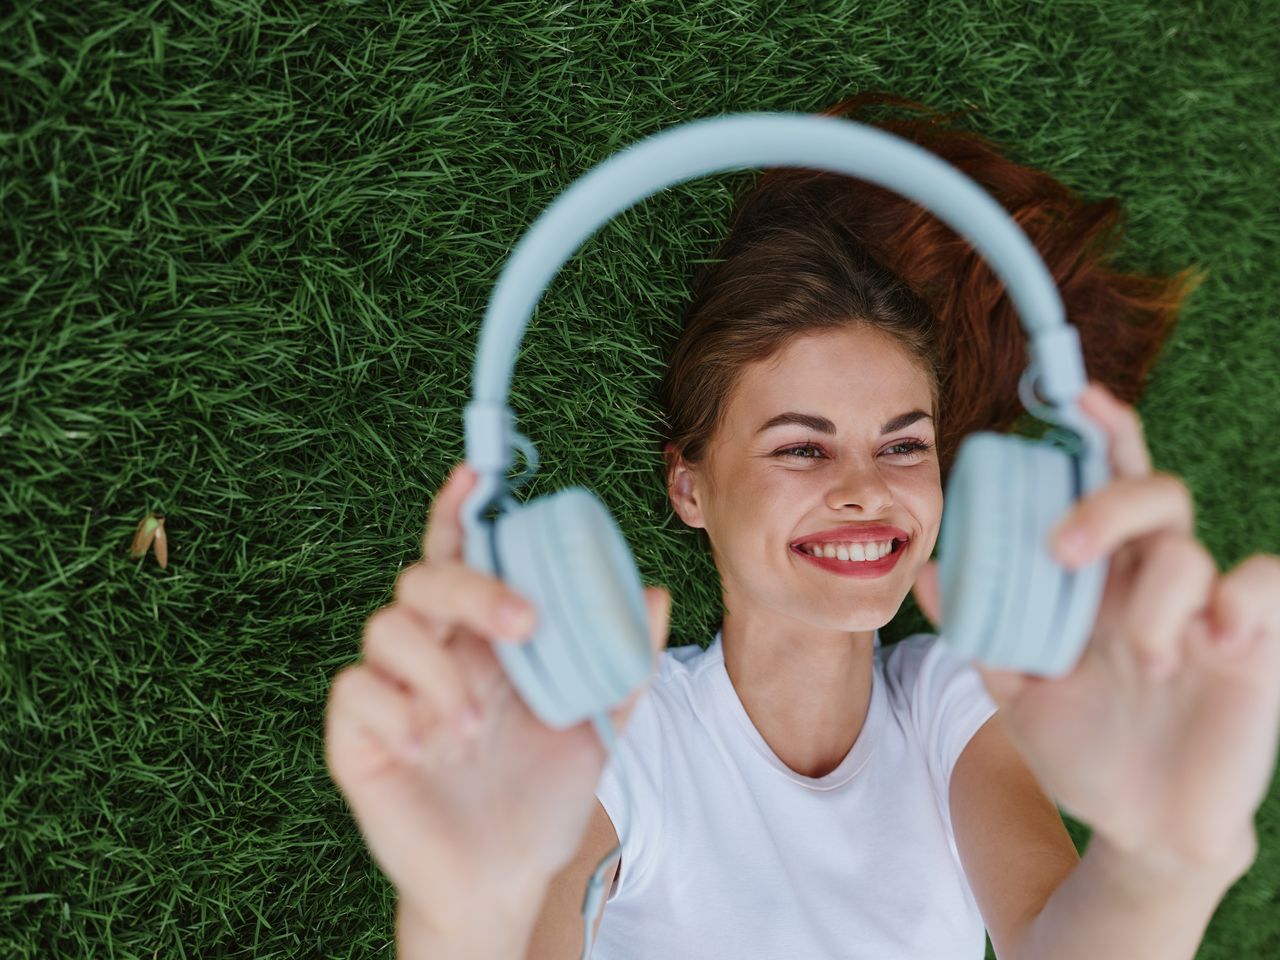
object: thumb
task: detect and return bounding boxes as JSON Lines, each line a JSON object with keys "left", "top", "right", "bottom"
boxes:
{"left": 974, "top": 662, "right": 1030, "bottom": 710}
{"left": 643, "top": 585, "right": 671, "bottom": 662}
{"left": 912, "top": 560, "right": 942, "bottom": 629}
{"left": 606, "top": 586, "right": 671, "bottom": 734}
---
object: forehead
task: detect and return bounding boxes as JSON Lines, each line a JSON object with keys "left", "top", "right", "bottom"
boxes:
{"left": 732, "top": 328, "right": 930, "bottom": 415}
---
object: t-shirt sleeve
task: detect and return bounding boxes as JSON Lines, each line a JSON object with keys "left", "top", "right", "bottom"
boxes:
{"left": 892, "top": 634, "right": 1000, "bottom": 796}
{"left": 593, "top": 680, "right": 667, "bottom": 903}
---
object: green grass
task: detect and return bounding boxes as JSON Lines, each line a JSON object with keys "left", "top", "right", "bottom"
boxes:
{"left": 3, "top": 0, "right": 1278, "bottom": 956}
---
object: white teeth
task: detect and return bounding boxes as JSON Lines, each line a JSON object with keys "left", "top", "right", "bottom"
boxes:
{"left": 801, "top": 539, "right": 895, "bottom": 561}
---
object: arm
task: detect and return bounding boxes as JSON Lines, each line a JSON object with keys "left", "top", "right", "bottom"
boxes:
{"left": 397, "top": 883, "right": 549, "bottom": 960}
{"left": 1018, "top": 828, "right": 1255, "bottom": 960}
{"left": 396, "top": 796, "right": 624, "bottom": 960}
{"left": 949, "top": 711, "right": 1257, "bottom": 960}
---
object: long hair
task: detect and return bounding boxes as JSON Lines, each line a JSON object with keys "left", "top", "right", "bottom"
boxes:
{"left": 657, "top": 90, "right": 1203, "bottom": 505}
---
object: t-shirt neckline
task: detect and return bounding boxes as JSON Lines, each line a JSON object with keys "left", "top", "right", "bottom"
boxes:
{"left": 707, "top": 628, "right": 886, "bottom": 791}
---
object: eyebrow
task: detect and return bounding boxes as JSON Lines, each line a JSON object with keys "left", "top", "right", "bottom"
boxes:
{"left": 755, "top": 409, "right": 934, "bottom": 436}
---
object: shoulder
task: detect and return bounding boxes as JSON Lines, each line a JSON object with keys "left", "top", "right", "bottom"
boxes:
{"left": 612, "top": 638, "right": 722, "bottom": 748}
{"left": 881, "top": 632, "right": 989, "bottom": 698}
{"left": 646, "top": 638, "right": 718, "bottom": 695}
{"left": 879, "top": 631, "right": 945, "bottom": 697}
{"left": 661, "top": 638, "right": 716, "bottom": 672}
{"left": 615, "top": 639, "right": 712, "bottom": 738}
{"left": 882, "top": 633, "right": 999, "bottom": 786}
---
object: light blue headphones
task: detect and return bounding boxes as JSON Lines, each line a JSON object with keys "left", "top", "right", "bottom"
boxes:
{"left": 459, "top": 112, "right": 1111, "bottom": 959}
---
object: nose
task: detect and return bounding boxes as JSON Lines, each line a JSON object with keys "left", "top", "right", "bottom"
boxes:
{"left": 827, "top": 461, "right": 894, "bottom": 513}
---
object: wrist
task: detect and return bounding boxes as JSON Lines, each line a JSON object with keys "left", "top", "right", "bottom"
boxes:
{"left": 396, "top": 876, "right": 550, "bottom": 960}
{"left": 1090, "top": 824, "right": 1256, "bottom": 898}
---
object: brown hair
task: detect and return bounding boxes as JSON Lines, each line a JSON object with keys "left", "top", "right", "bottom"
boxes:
{"left": 657, "top": 90, "right": 1204, "bottom": 498}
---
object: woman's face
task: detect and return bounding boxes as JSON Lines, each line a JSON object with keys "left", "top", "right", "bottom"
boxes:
{"left": 668, "top": 326, "right": 943, "bottom": 633}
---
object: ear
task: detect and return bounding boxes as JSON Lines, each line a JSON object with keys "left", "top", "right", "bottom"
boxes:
{"left": 664, "top": 442, "right": 706, "bottom": 530}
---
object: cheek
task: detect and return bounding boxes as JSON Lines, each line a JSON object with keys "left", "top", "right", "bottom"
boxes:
{"left": 898, "top": 466, "right": 943, "bottom": 501}
{"left": 718, "top": 478, "right": 797, "bottom": 547}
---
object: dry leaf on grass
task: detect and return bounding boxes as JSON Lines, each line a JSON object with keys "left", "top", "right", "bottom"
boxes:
{"left": 130, "top": 513, "right": 168, "bottom": 569}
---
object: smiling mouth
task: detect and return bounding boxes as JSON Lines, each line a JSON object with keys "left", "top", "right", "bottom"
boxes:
{"left": 793, "top": 537, "right": 909, "bottom": 560}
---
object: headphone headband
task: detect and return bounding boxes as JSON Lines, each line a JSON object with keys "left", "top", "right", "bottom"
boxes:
{"left": 462, "top": 112, "right": 1092, "bottom": 534}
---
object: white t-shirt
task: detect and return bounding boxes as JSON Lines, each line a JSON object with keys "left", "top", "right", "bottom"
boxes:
{"left": 592, "top": 628, "right": 1000, "bottom": 959}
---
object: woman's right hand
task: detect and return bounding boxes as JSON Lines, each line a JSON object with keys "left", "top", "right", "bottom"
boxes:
{"left": 324, "top": 461, "right": 671, "bottom": 937}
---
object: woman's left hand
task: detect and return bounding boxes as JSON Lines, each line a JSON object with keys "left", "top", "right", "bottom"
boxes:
{"left": 914, "top": 380, "right": 1280, "bottom": 876}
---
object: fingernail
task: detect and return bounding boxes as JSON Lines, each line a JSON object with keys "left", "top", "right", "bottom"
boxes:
{"left": 1143, "top": 651, "right": 1178, "bottom": 679}
{"left": 497, "top": 599, "right": 533, "bottom": 636}
{"left": 1055, "top": 529, "right": 1090, "bottom": 563}
{"left": 399, "top": 735, "right": 424, "bottom": 763}
{"left": 454, "top": 701, "right": 483, "bottom": 738}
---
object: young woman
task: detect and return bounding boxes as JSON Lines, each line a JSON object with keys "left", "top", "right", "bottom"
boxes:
{"left": 324, "top": 92, "right": 1279, "bottom": 959}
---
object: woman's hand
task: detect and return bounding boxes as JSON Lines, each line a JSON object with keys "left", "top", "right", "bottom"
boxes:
{"left": 324, "top": 461, "right": 671, "bottom": 935}
{"left": 914, "top": 381, "right": 1280, "bottom": 877}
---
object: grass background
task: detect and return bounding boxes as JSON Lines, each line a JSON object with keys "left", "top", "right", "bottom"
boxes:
{"left": 3, "top": 0, "right": 1278, "bottom": 956}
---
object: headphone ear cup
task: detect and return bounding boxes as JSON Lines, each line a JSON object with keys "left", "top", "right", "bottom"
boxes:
{"left": 938, "top": 432, "right": 1108, "bottom": 676}
{"left": 489, "top": 487, "right": 653, "bottom": 730}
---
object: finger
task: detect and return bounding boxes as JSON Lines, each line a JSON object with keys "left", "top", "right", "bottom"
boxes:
{"left": 1049, "top": 472, "right": 1194, "bottom": 568}
{"left": 422, "top": 461, "right": 477, "bottom": 563}
{"left": 602, "top": 588, "right": 672, "bottom": 742}
{"left": 607, "top": 683, "right": 650, "bottom": 737}
{"left": 1199, "top": 553, "right": 1280, "bottom": 670}
{"left": 973, "top": 662, "right": 1033, "bottom": 710}
{"left": 1078, "top": 381, "right": 1153, "bottom": 479}
{"left": 1119, "top": 532, "right": 1218, "bottom": 676}
{"left": 911, "top": 560, "right": 941, "bottom": 629}
{"left": 645, "top": 585, "right": 672, "bottom": 661}
{"left": 326, "top": 664, "right": 422, "bottom": 779}
{"left": 363, "top": 606, "right": 480, "bottom": 733}
{"left": 393, "top": 560, "right": 538, "bottom": 642}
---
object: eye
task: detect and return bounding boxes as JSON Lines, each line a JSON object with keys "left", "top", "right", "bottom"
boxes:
{"left": 776, "top": 443, "right": 827, "bottom": 460}
{"left": 885, "top": 439, "right": 933, "bottom": 458}
{"left": 774, "top": 440, "right": 934, "bottom": 460}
